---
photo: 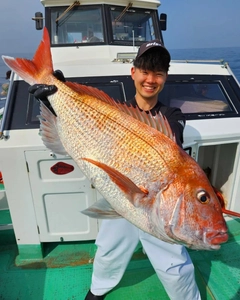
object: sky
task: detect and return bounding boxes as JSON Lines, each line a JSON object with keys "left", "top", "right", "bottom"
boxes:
{"left": 160, "top": 0, "right": 240, "bottom": 49}
{"left": 0, "top": 0, "right": 240, "bottom": 54}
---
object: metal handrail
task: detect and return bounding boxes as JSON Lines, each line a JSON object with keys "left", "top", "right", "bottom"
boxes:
{"left": 170, "top": 59, "right": 226, "bottom": 65}
{"left": 0, "top": 74, "right": 14, "bottom": 140}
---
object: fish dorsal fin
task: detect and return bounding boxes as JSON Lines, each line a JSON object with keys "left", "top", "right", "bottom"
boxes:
{"left": 66, "top": 81, "right": 175, "bottom": 142}
{"left": 118, "top": 106, "right": 176, "bottom": 143}
{"left": 39, "top": 102, "right": 68, "bottom": 155}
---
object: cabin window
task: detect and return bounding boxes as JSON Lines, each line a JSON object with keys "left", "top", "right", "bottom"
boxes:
{"left": 159, "top": 82, "right": 234, "bottom": 115}
{"left": 50, "top": 6, "right": 104, "bottom": 45}
{"left": 109, "top": 6, "right": 156, "bottom": 43}
{"left": 26, "top": 81, "right": 127, "bottom": 126}
{"left": 3, "top": 75, "right": 240, "bottom": 132}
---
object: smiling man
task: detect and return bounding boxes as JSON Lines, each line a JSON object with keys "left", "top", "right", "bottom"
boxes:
{"left": 127, "top": 40, "right": 186, "bottom": 147}
{"left": 130, "top": 41, "right": 169, "bottom": 108}
{"left": 85, "top": 41, "right": 201, "bottom": 300}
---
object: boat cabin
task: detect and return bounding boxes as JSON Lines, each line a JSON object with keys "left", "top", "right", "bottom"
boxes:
{"left": 0, "top": 0, "right": 240, "bottom": 263}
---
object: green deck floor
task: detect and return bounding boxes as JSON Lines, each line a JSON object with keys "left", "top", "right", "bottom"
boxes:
{"left": 0, "top": 218, "right": 239, "bottom": 300}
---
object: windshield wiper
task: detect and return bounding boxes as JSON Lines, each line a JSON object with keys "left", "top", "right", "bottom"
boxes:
{"left": 56, "top": 1, "right": 80, "bottom": 23}
{"left": 114, "top": 2, "right": 133, "bottom": 22}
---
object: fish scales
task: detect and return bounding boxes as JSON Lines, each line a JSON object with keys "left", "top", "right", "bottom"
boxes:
{"left": 47, "top": 84, "right": 185, "bottom": 239}
{"left": 50, "top": 84, "right": 177, "bottom": 185}
{"left": 49, "top": 86, "right": 210, "bottom": 245}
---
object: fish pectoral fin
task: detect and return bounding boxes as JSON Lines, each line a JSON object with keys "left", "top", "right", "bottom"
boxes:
{"left": 81, "top": 199, "right": 122, "bottom": 219}
{"left": 82, "top": 158, "right": 148, "bottom": 207}
{"left": 39, "top": 102, "right": 68, "bottom": 155}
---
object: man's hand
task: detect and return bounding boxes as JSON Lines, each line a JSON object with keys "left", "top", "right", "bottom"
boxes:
{"left": 28, "top": 70, "right": 66, "bottom": 100}
{"left": 28, "top": 70, "right": 66, "bottom": 116}
{"left": 53, "top": 70, "right": 66, "bottom": 82}
{"left": 28, "top": 84, "right": 57, "bottom": 100}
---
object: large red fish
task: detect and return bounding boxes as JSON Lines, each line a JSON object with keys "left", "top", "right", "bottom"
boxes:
{"left": 2, "top": 28, "right": 228, "bottom": 250}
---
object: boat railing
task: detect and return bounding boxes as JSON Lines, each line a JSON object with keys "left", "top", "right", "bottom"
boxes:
{"left": 171, "top": 59, "right": 226, "bottom": 65}
{"left": 0, "top": 76, "right": 14, "bottom": 140}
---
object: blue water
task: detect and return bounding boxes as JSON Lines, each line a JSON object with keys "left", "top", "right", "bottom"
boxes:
{"left": 0, "top": 47, "right": 240, "bottom": 86}
{"left": 169, "top": 47, "right": 240, "bottom": 82}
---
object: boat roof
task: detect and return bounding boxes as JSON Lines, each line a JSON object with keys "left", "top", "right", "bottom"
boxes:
{"left": 40, "top": 0, "right": 161, "bottom": 9}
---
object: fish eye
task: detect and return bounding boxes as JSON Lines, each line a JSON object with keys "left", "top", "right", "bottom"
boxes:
{"left": 197, "top": 190, "right": 210, "bottom": 204}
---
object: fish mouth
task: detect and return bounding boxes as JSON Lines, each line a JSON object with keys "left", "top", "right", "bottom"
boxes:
{"left": 185, "top": 230, "right": 228, "bottom": 250}
{"left": 166, "top": 224, "right": 228, "bottom": 250}
{"left": 203, "top": 230, "right": 228, "bottom": 248}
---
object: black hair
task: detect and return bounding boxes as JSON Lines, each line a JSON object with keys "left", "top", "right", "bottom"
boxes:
{"left": 133, "top": 48, "right": 170, "bottom": 73}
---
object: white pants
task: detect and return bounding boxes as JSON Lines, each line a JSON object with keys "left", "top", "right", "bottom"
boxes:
{"left": 90, "top": 219, "right": 201, "bottom": 300}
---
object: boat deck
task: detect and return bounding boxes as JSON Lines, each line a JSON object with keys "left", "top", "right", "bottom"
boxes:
{"left": 0, "top": 212, "right": 240, "bottom": 300}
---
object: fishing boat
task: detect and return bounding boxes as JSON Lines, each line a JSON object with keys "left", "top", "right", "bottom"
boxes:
{"left": 0, "top": 0, "right": 240, "bottom": 299}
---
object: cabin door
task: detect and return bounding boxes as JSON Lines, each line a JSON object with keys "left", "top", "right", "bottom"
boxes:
{"left": 25, "top": 150, "right": 99, "bottom": 242}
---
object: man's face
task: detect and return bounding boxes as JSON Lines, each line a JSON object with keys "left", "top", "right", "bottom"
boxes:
{"left": 131, "top": 67, "right": 167, "bottom": 100}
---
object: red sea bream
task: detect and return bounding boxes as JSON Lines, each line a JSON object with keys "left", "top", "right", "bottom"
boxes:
{"left": 2, "top": 28, "right": 228, "bottom": 250}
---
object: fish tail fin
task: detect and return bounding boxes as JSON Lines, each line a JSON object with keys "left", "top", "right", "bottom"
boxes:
{"left": 2, "top": 27, "right": 53, "bottom": 86}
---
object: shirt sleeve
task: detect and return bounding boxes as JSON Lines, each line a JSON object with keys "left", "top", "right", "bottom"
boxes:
{"left": 163, "top": 107, "right": 186, "bottom": 148}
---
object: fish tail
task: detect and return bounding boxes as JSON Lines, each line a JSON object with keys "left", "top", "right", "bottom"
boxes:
{"left": 2, "top": 27, "right": 53, "bottom": 86}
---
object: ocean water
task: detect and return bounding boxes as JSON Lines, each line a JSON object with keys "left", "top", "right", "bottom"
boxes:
{"left": 0, "top": 47, "right": 240, "bottom": 87}
{"left": 169, "top": 46, "right": 240, "bottom": 82}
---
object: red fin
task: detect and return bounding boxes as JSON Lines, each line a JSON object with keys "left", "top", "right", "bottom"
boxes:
{"left": 2, "top": 27, "right": 53, "bottom": 85}
{"left": 213, "top": 186, "right": 240, "bottom": 217}
{"left": 222, "top": 208, "right": 240, "bottom": 218}
{"left": 82, "top": 158, "right": 148, "bottom": 204}
{"left": 139, "top": 185, "right": 149, "bottom": 194}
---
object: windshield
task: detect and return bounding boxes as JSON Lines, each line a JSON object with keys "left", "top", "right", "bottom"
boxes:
{"left": 110, "top": 6, "right": 156, "bottom": 43}
{"left": 50, "top": 6, "right": 104, "bottom": 44}
{"left": 48, "top": 4, "right": 159, "bottom": 46}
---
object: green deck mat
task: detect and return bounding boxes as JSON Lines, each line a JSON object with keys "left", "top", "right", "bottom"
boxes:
{"left": 0, "top": 219, "right": 239, "bottom": 300}
{"left": 189, "top": 218, "right": 240, "bottom": 300}
{"left": 0, "top": 209, "right": 12, "bottom": 226}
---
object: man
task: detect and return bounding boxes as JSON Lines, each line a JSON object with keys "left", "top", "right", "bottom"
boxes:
{"left": 84, "top": 41, "right": 201, "bottom": 300}
{"left": 29, "top": 40, "right": 201, "bottom": 300}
